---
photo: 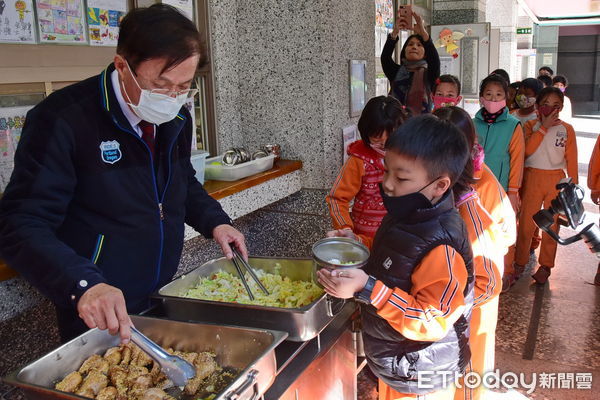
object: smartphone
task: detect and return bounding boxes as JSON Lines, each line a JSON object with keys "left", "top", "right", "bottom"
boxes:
{"left": 397, "top": 5, "right": 413, "bottom": 31}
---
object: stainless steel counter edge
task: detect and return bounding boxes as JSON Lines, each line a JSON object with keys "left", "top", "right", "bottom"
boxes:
{"left": 263, "top": 301, "right": 358, "bottom": 399}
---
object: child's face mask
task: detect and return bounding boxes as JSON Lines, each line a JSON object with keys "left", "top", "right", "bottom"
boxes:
{"left": 515, "top": 94, "right": 536, "bottom": 109}
{"left": 538, "top": 105, "right": 560, "bottom": 117}
{"left": 480, "top": 98, "right": 506, "bottom": 114}
{"left": 433, "top": 95, "right": 462, "bottom": 110}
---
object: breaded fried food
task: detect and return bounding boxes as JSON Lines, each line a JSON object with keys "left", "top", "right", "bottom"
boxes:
{"left": 55, "top": 371, "right": 82, "bottom": 392}
{"left": 76, "top": 369, "right": 108, "bottom": 397}
{"left": 97, "top": 386, "right": 118, "bottom": 400}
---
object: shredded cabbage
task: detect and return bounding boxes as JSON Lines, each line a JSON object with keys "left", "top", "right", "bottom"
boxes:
{"left": 181, "top": 268, "right": 324, "bottom": 308}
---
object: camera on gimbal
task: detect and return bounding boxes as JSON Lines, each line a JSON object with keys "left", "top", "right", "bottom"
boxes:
{"left": 533, "top": 178, "right": 600, "bottom": 257}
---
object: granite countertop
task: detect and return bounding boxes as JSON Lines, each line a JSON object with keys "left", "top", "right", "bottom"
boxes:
{"left": 0, "top": 189, "right": 331, "bottom": 400}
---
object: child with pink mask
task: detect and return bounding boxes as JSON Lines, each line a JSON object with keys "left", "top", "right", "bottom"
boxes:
{"left": 473, "top": 74, "right": 524, "bottom": 214}
{"left": 327, "top": 96, "right": 408, "bottom": 242}
{"left": 432, "top": 74, "right": 462, "bottom": 111}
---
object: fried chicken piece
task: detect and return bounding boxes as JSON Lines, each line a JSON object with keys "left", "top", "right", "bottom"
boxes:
{"left": 76, "top": 370, "right": 108, "bottom": 397}
{"left": 104, "top": 347, "right": 122, "bottom": 366}
{"left": 120, "top": 344, "right": 133, "bottom": 366}
{"left": 79, "top": 354, "right": 102, "bottom": 375}
{"left": 129, "top": 374, "right": 153, "bottom": 400}
{"left": 173, "top": 351, "right": 198, "bottom": 365}
{"left": 131, "top": 348, "right": 153, "bottom": 369}
{"left": 96, "top": 386, "right": 118, "bottom": 400}
{"left": 55, "top": 371, "right": 83, "bottom": 393}
{"left": 184, "top": 352, "right": 219, "bottom": 395}
{"left": 140, "top": 387, "right": 174, "bottom": 400}
{"left": 109, "top": 365, "right": 129, "bottom": 397}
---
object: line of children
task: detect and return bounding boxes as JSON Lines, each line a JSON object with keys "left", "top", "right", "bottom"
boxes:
{"left": 515, "top": 87, "right": 579, "bottom": 284}
{"left": 326, "top": 96, "right": 407, "bottom": 242}
{"left": 434, "top": 106, "right": 516, "bottom": 400}
{"left": 320, "top": 115, "right": 474, "bottom": 400}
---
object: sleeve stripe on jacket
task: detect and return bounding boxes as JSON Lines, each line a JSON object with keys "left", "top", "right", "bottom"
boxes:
{"left": 465, "top": 201, "right": 496, "bottom": 305}
{"left": 328, "top": 160, "right": 353, "bottom": 228}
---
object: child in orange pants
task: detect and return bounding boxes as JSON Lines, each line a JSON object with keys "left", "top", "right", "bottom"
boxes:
{"left": 515, "top": 87, "right": 578, "bottom": 284}
{"left": 587, "top": 134, "right": 600, "bottom": 285}
{"left": 435, "top": 107, "right": 516, "bottom": 400}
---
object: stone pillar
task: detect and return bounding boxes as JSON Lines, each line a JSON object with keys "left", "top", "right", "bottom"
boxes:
{"left": 432, "top": 0, "right": 487, "bottom": 25}
{"left": 209, "top": 0, "right": 375, "bottom": 189}
{"left": 486, "top": 0, "right": 519, "bottom": 81}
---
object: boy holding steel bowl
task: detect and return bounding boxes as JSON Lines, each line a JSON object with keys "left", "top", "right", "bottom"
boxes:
{"left": 318, "top": 115, "right": 474, "bottom": 400}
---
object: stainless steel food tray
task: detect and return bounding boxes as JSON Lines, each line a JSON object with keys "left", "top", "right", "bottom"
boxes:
{"left": 3, "top": 315, "right": 287, "bottom": 400}
{"left": 154, "top": 257, "right": 346, "bottom": 342}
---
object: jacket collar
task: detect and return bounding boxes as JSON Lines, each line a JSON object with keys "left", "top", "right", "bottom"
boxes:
{"left": 403, "top": 190, "right": 456, "bottom": 224}
{"left": 98, "top": 63, "right": 188, "bottom": 139}
{"left": 475, "top": 106, "right": 509, "bottom": 122}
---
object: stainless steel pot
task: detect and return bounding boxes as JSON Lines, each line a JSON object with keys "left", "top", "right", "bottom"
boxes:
{"left": 3, "top": 316, "right": 287, "bottom": 400}
{"left": 154, "top": 257, "right": 350, "bottom": 341}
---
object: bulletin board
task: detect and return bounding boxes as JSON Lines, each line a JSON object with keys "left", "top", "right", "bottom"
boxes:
{"left": 0, "top": 0, "right": 37, "bottom": 44}
{"left": 87, "top": 0, "right": 127, "bottom": 46}
{"left": 36, "top": 0, "right": 87, "bottom": 44}
{"left": 0, "top": 105, "right": 34, "bottom": 192}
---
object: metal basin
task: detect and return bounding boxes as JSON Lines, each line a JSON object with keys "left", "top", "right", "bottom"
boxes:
{"left": 3, "top": 316, "right": 287, "bottom": 400}
{"left": 154, "top": 257, "right": 348, "bottom": 341}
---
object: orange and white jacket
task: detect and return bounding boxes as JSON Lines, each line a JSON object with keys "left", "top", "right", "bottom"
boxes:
{"left": 369, "top": 245, "right": 469, "bottom": 341}
{"left": 456, "top": 191, "right": 505, "bottom": 307}
{"left": 523, "top": 119, "right": 578, "bottom": 183}
{"left": 473, "top": 163, "right": 516, "bottom": 256}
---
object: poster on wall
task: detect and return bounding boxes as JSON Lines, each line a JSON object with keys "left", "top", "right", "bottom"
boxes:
{"left": 375, "top": 0, "right": 393, "bottom": 30}
{"left": 342, "top": 125, "right": 358, "bottom": 164}
{"left": 0, "top": 0, "right": 36, "bottom": 43}
{"left": 0, "top": 106, "right": 32, "bottom": 192}
{"left": 162, "top": 0, "right": 193, "bottom": 21}
{"left": 349, "top": 60, "right": 367, "bottom": 118}
{"left": 87, "top": 0, "right": 127, "bottom": 46}
{"left": 36, "top": 0, "right": 87, "bottom": 44}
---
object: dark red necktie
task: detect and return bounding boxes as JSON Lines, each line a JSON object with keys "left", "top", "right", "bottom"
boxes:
{"left": 138, "top": 120, "right": 155, "bottom": 158}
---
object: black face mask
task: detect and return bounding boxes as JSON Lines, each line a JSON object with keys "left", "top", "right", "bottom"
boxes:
{"left": 379, "top": 178, "right": 440, "bottom": 220}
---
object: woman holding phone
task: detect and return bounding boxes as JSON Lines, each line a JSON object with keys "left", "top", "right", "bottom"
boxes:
{"left": 381, "top": 9, "right": 440, "bottom": 116}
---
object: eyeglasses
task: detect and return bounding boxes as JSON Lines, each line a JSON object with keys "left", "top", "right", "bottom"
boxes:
{"left": 125, "top": 59, "right": 198, "bottom": 99}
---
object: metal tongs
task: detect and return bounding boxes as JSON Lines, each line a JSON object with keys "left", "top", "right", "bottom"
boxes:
{"left": 130, "top": 327, "right": 195, "bottom": 387}
{"left": 231, "top": 246, "right": 270, "bottom": 300}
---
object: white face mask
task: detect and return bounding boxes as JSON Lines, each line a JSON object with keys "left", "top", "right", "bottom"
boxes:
{"left": 122, "top": 62, "right": 189, "bottom": 125}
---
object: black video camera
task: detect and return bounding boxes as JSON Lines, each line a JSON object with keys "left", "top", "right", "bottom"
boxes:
{"left": 533, "top": 178, "right": 600, "bottom": 257}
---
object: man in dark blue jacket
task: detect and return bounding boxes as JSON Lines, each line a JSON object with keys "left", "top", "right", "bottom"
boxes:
{"left": 0, "top": 5, "right": 246, "bottom": 343}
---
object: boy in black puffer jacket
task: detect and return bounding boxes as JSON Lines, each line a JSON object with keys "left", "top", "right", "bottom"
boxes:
{"left": 318, "top": 115, "right": 474, "bottom": 400}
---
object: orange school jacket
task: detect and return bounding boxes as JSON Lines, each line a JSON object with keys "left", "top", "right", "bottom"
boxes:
{"left": 523, "top": 119, "right": 578, "bottom": 183}
{"left": 473, "top": 163, "right": 516, "bottom": 256}
{"left": 588, "top": 135, "right": 600, "bottom": 192}
{"left": 369, "top": 244, "right": 469, "bottom": 342}
{"left": 456, "top": 191, "right": 504, "bottom": 306}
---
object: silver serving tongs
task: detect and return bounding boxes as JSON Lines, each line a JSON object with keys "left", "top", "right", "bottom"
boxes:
{"left": 231, "top": 246, "right": 270, "bottom": 300}
{"left": 130, "top": 327, "right": 195, "bottom": 387}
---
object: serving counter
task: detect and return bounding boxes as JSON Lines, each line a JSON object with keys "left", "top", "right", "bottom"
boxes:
{"left": 141, "top": 300, "right": 359, "bottom": 400}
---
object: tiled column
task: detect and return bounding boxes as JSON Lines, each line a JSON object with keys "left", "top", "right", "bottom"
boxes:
{"left": 486, "top": 0, "right": 519, "bottom": 81}
{"left": 432, "top": 0, "right": 487, "bottom": 25}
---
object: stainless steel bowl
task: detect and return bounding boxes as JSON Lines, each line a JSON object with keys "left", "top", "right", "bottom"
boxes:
{"left": 252, "top": 150, "right": 269, "bottom": 160}
{"left": 222, "top": 149, "right": 240, "bottom": 166}
{"left": 312, "top": 237, "right": 370, "bottom": 270}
